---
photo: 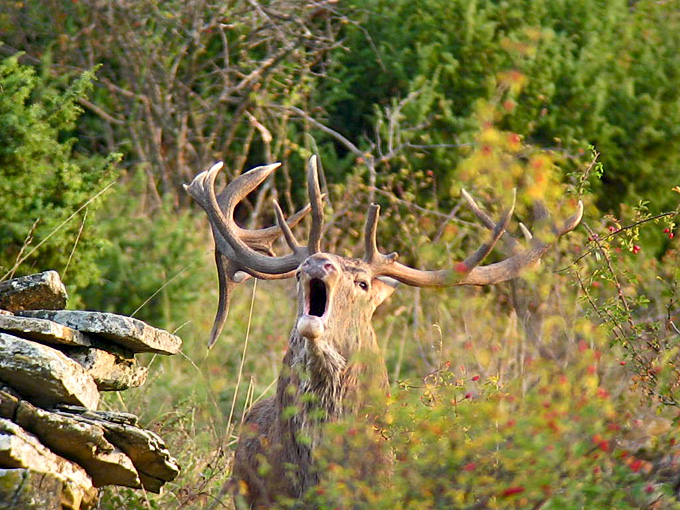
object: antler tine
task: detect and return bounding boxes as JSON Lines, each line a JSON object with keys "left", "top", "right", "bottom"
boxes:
{"left": 366, "top": 190, "right": 580, "bottom": 287}
{"left": 307, "top": 155, "right": 324, "bottom": 254}
{"left": 460, "top": 189, "right": 495, "bottom": 230}
{"left": 461, "top": 188, "right": 522, "bottom": 253}
{"left": 461, "top": 189, "right": 516, "bottom": 270}
{"left": 237, "top": 203, "right": 312, "bottom": 247}
{"left": 207, "top": 251, "right": 300, "bottom": 348}
{"left": 185, "top": 161, "right": 306, "bottom": 275}
{"left": 559, "top": 200, "right": 584, "bottom": 235}
{"left": 273, "top": 199, "right": 304, "bottom": 255}
{"left": 519, "top": 222, "right": 533, "bottom": 241}
{"left": 364, "top": 204, "right": 398, "bottom": 265}
{"left": 207, "top": 252, "right": 240, "bottom": 349}
{"left": 363, "top": 204, "right": 379, "bottom": 264}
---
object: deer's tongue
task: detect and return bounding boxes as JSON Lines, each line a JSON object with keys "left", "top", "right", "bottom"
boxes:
{"left": 297, "top": 315, "right": 325, "bottom": 340}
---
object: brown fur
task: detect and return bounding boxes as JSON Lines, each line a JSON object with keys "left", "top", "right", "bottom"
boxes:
{"left": 232, "top": 253, "right": 395, "bottom": 508}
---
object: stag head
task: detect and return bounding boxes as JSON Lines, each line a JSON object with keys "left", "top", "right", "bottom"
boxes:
{"left": 295, "top": 252, "right": 396, "bottom": 352}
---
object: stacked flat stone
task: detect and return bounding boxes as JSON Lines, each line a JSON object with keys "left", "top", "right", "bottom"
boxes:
{"left": 0, "top": 271, "right": 182, "bottom": 510}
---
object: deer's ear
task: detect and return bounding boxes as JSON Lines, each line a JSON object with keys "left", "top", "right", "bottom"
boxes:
{"left": 372, "top": 276, "right": 398, "bottom": 306}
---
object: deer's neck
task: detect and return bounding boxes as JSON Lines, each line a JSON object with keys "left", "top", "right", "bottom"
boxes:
{"left": 281, "top": 332, "right": 352, "bottom": 421}
{"left": 303, "top": 338, "right": 348, "bottom": 417}
{"left": 274, "top": 327, "right": 387, "bottom": 496}
{"left": 279, "top": 327, "right": 385, "bottom": 423}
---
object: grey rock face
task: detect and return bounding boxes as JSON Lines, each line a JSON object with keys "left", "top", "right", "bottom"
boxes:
{"left": 19, "top": 310, "right": 182, "bottom": 355}
{"left": 54, "top": 406, "right": 181, "bottom": 493}
{"left": 0, "top": 418, "right": 98, "bottom": 509}
{"left": 0, "top": 271, "right": 68, "bottom": 312}
{"left": 64, "top": 345, "right": 149, "bottom": 391}
{"left": 0, "top": 314, "right": 92, "bottom": 347}
{"left": 0, "top": 333, "right": 100, "bottom": 409}
{"left": 0, "top": 395, "right": 141, "bottom": 488}
{"left": 0, "top": 270, "right": 183, "bottom": 504}
{"left": 0, "top": 468, "right": 97, "bottom": 510}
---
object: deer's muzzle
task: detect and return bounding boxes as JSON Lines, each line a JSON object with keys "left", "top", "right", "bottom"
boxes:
{"left": 297, "top": 256, "right": 337, "bottom": 340}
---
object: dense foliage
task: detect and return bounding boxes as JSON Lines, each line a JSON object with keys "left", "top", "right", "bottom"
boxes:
{"left": 0, "top": 54, "right": 118, "bottom": 290}
{"left": 1, "top": 0, "right": 349, "bottom": 205}
{"left": 321, "top": 0, "right": 680, "bottom": 212}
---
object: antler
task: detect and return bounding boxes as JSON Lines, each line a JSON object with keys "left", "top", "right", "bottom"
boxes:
{"left": 364, "top": 191, "right": 583, "bottom": 287}
{"left": 185, "top": 158, "right": 326, "bottom": 347}
{"left": 270, "top": 156, "right": 326, "bottom": 259}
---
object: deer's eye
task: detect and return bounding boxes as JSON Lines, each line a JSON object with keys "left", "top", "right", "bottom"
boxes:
{"left": 356, "top": 280, "right": 369, "bottom": 291}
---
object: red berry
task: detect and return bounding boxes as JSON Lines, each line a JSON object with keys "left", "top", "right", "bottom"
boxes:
{"left": 664, "top": 228, "right": 670, "bottom": 233}
{"left": 501, "top": 486, "right": 525, "bottom": 497}
{"left": 471, "top": 375, "right": 480, "bottom": 382}
{"left": 629, "top": 458, "right": 643, "bottom": 472}
{"left": 597, "top": 440, "right": 610, "bottom": 452}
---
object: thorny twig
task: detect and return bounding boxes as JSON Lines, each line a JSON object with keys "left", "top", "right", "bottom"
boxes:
{"left": 557, "top": 211, "right": 678, "bottom": 272}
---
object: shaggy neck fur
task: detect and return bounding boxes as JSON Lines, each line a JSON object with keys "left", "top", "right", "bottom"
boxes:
{"left": 277, "top": 323, "right": 384, "bottom": 496}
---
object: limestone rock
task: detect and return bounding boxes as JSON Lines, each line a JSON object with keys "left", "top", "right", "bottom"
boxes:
{"left": 55, "top": 406, "right": 180, "bottom": 493}
{"left": 19, "top": 310, "right": 182, "bottom": 355}
{"left": 0, "top": 468, "right": 98, "bottom": 510}
{"left": 0, "top": 419, "right": 98, "bottom": 509}
{"left": 0, "top": 396, "right": 141, "bottom": 488}
{"left": 64, "top": 345, "right": 148, "bottom": 391}
{"left": 0, "top": 271, "right": 68, "bottom": 312}
{"left": 57, "top": 405, "right": 139, "bottom": 427}
{"left": 0, "top": 333, "right": 99, "bottom": 409}
{"left": 0, "top": 314, "right": 92, "bottom": 347}
{"left": 0, "top": 468, "right": 62, "bottom": 510}
{"left": 0, "top": 387, "right": 19, "bottom": 420}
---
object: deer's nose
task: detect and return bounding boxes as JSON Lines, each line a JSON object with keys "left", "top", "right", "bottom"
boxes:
{"left": 302, "top": 257, "right": 336, "bottom": 279}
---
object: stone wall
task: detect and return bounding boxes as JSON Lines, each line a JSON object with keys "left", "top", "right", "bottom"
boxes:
{"left": 0, "top": 271, "right": 182, "bottom": 509}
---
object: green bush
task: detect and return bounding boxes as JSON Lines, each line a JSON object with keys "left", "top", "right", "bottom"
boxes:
{"left": 302, "top": 353, "right": 680, "bottom": 509}
{"left": 321, "top": 0, "right": 680, "bottom": 212}
{"left": 0, "top": 54, "right": 119, "bottom": 290}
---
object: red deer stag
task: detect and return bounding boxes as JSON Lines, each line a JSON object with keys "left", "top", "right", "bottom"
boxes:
{"left": 185, "top": 156, "right": 583, "bottom": 508}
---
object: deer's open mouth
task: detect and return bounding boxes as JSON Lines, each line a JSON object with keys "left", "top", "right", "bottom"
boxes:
{"left": 308, "top": 278, "right": 328, "bottom": 318}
